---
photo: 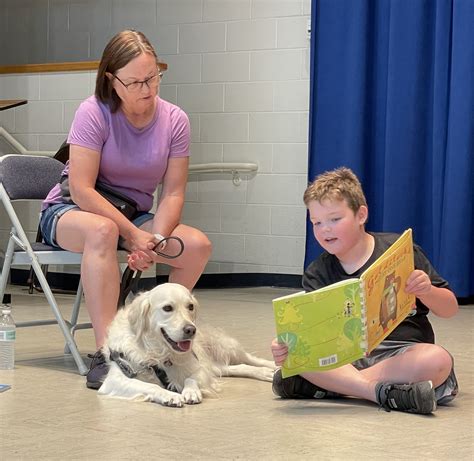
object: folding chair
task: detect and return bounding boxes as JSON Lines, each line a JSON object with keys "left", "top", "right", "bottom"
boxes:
{"left": 0, "top": 153, "right": 179, "bottom": 376}
{"left": 0, "top": 154, "right": 125, "bottom": 375}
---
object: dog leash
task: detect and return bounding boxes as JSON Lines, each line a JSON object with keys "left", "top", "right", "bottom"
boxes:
{"left": 117, "top": 236, "right": 184, "bottom": 308}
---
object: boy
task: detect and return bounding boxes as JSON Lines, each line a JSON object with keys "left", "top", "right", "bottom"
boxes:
{"left": 271, "top": 167, "right": 459, "bottom": 414}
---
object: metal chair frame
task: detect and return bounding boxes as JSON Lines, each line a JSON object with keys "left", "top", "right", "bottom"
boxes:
{"left": 0, "top": 154, "right": 129, "bottom": 375}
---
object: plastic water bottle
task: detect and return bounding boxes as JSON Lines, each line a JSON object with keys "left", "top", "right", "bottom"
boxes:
{"left": 0, "top": 294, "right": 15, "bottom": 370}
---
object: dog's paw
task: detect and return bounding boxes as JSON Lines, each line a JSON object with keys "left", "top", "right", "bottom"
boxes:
{"left": 258, "top": 366, "right": 276, "bottom": 382}
{"left": 155, "top": 391, "right": 185, "bottom": 407}
{"left": 182, "top": 387, "right": 202, "bottom": 405}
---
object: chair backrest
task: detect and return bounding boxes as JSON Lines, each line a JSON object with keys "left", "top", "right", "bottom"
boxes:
{"left": 0, "top": 154, "right": 64, "bottom": 200}
{"left": 53, "top": 140, "right": 70, "bottom": 164}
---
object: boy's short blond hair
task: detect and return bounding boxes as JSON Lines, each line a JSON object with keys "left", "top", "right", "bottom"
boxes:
{"left": 303, "top": 167, "right": 367, "bottom": 213}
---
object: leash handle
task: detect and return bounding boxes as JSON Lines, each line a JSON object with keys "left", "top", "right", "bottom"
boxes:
{"left": 117, "top": 236, "right": 185, "bottom": 308}
{"left": 153, "top": 236, "right": 184, "bottom": 259}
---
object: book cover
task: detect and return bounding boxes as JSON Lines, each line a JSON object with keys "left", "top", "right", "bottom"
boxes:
{"left": 273, "top": 229, "right": 415, "bottom": 378}
{"left": 361, "top": 229, "right": 415, "bottom": 353}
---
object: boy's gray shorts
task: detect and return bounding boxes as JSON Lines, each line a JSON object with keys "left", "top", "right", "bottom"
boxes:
{"left": 352, "top": 340, "right": 458, "bottom": 405}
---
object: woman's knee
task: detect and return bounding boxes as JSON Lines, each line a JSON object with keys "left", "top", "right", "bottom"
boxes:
{"left": 197, "top": 232, "right": 212, "bottom": 258}
{"left": 197, "top": 233, "right": 212, "bottom": 261}
{"left": 87, "top": 218, "right": 120, "bottom": 249}
{"left": 183, "top": 228, "right": 212, "bottom": 260}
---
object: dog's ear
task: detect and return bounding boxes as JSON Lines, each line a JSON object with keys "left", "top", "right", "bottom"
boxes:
{"left": 128, "top": 297, "right": 151, "bottom": 339}
{"left": 190, "top": 293, "right": 199, "bottom": 318}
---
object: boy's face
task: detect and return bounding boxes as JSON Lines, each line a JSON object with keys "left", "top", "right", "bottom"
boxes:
{"left": 308, "top": 198, "right": 368, "bottom": 259}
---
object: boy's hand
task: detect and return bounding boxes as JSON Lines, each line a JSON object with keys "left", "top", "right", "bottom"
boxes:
{"left": 271, "top": 338, "right": 288, "bottom": 366}
{"left": 405, "top": 269, "right": 432, "bottom": 297}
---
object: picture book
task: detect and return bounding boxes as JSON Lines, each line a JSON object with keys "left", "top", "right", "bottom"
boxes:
{"left": 273, "top": 229, "right": 416, "bottom": 378}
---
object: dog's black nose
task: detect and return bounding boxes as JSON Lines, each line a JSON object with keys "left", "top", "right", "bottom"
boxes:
{"left": 183, "top": 324, "right": 196, "bottom": 338}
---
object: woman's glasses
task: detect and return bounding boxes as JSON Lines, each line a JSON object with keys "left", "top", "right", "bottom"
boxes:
{"left": 114, "top": 71, "right": 163, "bottom": 93}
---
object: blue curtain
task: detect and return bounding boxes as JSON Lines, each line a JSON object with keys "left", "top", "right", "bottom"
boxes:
{"left": 306, "top": 0, "right": 474, "bottom": 298}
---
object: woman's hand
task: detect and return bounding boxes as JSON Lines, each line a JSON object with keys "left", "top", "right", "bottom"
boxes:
{"left": 271, "top": 338, "right": 288, "bottom": 367}
{"left": 126, "top": 228, "right": 160, "bottom": 271}
{"left": 127, "top": 250, "right": 154, "bottom": 272}
{"left": 129, "top": 228, "right": 159, "bottom": 254}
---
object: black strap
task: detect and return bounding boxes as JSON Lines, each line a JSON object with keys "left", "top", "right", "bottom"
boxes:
{"left": 109, "top": 350, "right": 170, "bottom": 387}
{"left": 151, "top": 365, "right": 170, "bottom": 388}
{"left": 27, "top": 224, "right": 47, "bottom": 294}
{"left": 117, "top": 236, "right": 185, "bottom": 308}
{"left": 109, "top": 350, "right": 138, "bottom": 378}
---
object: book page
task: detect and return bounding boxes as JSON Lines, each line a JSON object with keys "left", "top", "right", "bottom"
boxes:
{"left": 273, "top": 278, "right": 365, "bottom": 377}
{"left": 361, "top": 229, "right": 416, "bottom": 354}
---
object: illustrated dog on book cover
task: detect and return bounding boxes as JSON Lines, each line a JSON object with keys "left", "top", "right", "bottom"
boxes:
{"left": 98, "top": 283, "right": 276, "bottom": 407}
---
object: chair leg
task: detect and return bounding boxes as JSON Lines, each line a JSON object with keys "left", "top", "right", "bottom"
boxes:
{"left": 29, "top": 257, "right": 88, "bottom": 375}
{"left": 0, "top": 234, "right": 15, "bottom": 302}
{"left": 69, "top": 278, "right": 83, "bottom": 328}
{"left": 64, "top": 279, "right": 86, "bottom": 355}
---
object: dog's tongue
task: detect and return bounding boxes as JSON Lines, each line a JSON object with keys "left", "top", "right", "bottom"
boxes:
{"left": 177, "top": 340, "right": 192, "bottom": 352}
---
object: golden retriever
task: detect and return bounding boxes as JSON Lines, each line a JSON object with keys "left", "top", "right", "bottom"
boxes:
{"left": 98, "top": 283, "right": 276, "bottom": 407}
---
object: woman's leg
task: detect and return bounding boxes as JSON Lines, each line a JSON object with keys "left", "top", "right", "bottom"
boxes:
{"left": 139, "top": 222, "right": 212, "bottom": 290}
{"left": 55, "top": 210, "right": 121, "bottom": 348}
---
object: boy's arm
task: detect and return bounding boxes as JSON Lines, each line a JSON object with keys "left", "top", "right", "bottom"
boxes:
{"left": 405, "top": 270, "right": 459, "bottom": 318}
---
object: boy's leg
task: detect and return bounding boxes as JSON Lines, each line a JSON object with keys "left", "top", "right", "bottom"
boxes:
{"left": 272, "top": 369, "right": 342, "bottom": 399}
{"left": 358, "top": 342, "right": 458, "bottom": 405}
{"left": 274, "top": 367, "right": 436, "bottom": 414}
{"left": 299, "top": 361, "right": 438, "bottom": 415}
{"left": 357, "top": 343, "right": 452, "bottom": 388}
{"left": 298, "top": 342, "right": 452, "bottom": 400}
{"left": 274, "top": 342, "right": 453, "bottom": 413}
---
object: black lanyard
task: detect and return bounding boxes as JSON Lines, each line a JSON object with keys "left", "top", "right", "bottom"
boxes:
{"left": 117, "top": 236, "right": 184, "bottom": 308}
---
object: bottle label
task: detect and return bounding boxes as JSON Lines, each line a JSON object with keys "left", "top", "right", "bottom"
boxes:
{"left": 0, "top": 331, "right": 15, "bottom": 341}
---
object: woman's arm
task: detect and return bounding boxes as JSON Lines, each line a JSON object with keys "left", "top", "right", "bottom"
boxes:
{"left": 68, "top": 144, "right": 158, "bottom": 253}
{"left": 152, "top": 156, "right": 189, "bottom": 237}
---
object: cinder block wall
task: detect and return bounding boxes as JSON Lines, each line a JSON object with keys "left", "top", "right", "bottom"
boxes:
{"left": 0, "top": 0, "right": 311, "bottom": 277}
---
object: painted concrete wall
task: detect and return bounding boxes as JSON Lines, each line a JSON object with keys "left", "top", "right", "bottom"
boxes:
{"left": 0, "top": 0, "right": 311, "bottom": 277}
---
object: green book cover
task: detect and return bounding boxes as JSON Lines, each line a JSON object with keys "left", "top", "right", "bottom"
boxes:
{"left": 273, "top": 279, "right": 365, "bottom": 377}
{"left": 273, "top": 229, "right": 415, "bottom": 378}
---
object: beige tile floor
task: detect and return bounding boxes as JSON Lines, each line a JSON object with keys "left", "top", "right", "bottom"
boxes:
{"left": 0, "top": 284, "right": 473, "bottom": 460}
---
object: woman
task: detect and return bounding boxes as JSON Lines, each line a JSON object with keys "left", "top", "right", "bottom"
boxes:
{"left": 40, "top": 30, "right": 212, "bottom": 389}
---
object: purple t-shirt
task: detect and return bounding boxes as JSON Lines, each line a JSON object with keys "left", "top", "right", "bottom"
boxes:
{"left": 42, "top": 95, "right": 190, "bottom": 212}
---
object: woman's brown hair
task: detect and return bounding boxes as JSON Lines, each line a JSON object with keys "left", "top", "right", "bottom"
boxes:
{"left": 95, "top": 30, "right": 159, "bottom": 112}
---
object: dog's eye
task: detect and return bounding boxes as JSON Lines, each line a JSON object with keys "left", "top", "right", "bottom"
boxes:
{"left": 188, "top": 303, "right": 194, "bottom": 311}
{"left": 162, "top": 305, "right": 173, "bottom": 312}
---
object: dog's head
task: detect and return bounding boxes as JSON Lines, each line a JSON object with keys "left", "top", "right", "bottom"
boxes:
{"left": 128, "top": 283, "right": 198, "bottom": 354}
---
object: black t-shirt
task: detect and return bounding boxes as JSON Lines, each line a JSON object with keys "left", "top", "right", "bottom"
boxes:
{"left": 302, "top": 232, "right": 451, "bottom": 344}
